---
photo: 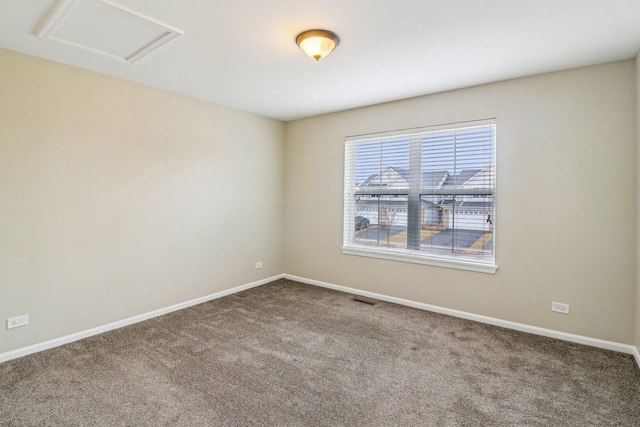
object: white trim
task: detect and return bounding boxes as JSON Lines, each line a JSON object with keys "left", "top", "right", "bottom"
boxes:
{"left": 3, "top": 273, "right": 637, "bottom": 369}
{"left": 0, "top": 274, "right": 284, "bottom": 364}
{"left": 342, "top": 246, "right": 497, "bottom": 274}
{"left": 633, "top": 346, "right": 640, "bottom": 369}
{"left": 285, "top": 274, "right": 637, "bottom": 357}
{"left": 345, "top": 118, "right": 497, "bottom": 142}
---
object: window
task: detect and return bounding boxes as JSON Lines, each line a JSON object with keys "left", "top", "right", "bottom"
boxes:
{"left": 343, "top": 120, "right": 496, "bottom": 273}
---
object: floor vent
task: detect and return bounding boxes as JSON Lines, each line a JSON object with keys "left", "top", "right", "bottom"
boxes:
{"left": 352, "top": 297, "right": 376, "bottom": 306}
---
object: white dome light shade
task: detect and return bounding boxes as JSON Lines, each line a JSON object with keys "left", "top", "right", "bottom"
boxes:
{"left": 296, "top": 29, "right": 340, "bottom": 61}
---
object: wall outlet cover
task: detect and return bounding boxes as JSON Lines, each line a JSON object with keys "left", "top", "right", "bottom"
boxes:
{"left": 7, "top": 314, "right": 29, "bottom": 329}
{"left": 551, "top": 302, "right": 570, "bottom": 314}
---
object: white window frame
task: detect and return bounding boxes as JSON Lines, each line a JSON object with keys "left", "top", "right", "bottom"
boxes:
{"left": 342, "top": 119, "right": 497, "bottom": 274}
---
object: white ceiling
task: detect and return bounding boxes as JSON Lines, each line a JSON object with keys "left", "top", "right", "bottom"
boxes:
{"left": 1, "top": 0, "right": 639, "bottom": 121}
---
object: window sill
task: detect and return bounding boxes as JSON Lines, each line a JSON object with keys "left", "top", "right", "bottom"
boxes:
{"left": 341, "top": 245, "right": 497, "bottom": 274}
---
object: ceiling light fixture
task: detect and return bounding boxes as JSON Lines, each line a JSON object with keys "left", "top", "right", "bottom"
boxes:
{"left": 296, "top": 29, "right": 340, "bottom": 61}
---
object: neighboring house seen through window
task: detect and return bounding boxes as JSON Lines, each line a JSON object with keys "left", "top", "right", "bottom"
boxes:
{"left": 343, "top": 120, "right": 497, "bottom": 273}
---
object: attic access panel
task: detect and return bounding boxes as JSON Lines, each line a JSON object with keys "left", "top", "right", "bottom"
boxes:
{"left": 38, "top": 0, "right": 183, "bottom": 63}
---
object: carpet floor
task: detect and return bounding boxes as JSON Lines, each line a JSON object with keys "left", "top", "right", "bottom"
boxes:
{"left": 1, "top": 279, "right": 639, "bottom": 426}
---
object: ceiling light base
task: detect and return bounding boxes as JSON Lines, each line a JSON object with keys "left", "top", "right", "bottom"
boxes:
{"left": 296, "top": 29, "right": 340, "bottom": 61}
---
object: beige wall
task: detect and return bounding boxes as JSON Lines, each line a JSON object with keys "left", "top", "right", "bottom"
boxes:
{"left": 0, "top": 49, "right": 285, "bottom": 353}
{"left": 636, "top": 52, "right": 640, "bottom": 350}
{"left": 1, "top": 47, "right": 637, "bottom": 355}
{"left": 285, "top": 61, "right": 637, "bottom": 344}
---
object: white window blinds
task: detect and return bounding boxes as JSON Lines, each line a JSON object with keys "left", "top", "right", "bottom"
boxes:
{"left": 343, "top": 120, "right": 496, "bottom": 273}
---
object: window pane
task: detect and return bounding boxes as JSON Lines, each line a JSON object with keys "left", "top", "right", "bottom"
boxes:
{"left": 355, "top": 138, "right": 410, "bottom": 191}
{"left": 421, "top": 126, "right": 495, "bottom": 193}
{"left": 344, "top": 120, "right": 496, "bottom": 270}
{"left": 420, "top": 195, "right": 493, "bottom": 258}
{"left": 421, "top": 132, "right": 455, "bottom": 184}
{"left": 354, "top": 195, "right": 408, "bottom": 248}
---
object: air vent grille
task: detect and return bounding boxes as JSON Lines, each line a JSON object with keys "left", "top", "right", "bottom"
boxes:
{"left": 352, "top": 297, "right": 376, "bottom": 306}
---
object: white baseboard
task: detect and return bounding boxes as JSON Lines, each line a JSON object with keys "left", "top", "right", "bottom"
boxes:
{"left": 3, "top": 272, "right": 638, "bottom": 370}
{"left": 285, "top": 274, "right": 638, "bottom": 360}
{"left": 0, "top": 274, "right": 285, "bottom": 364}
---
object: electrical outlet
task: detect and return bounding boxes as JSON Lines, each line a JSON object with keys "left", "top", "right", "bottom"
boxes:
{"left": 551, "top": 302, "right": 570, "bottom": 314}
{"left": 255, "top": 261, "right": 263, "bottom": 269}
{"left": 7, "top": 314, "right": 29, "bottom": 329}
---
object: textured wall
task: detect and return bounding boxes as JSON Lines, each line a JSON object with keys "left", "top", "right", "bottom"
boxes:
{"left": 284, "top": 61, "right": 636, "bottom": 344}
{"left": 0, "top": 49, "right": 285, "bottom": 353}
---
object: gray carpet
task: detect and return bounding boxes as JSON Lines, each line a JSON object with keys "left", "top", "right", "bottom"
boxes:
{"left": 1, "top": 279, "right": 639, "bottom": 426}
